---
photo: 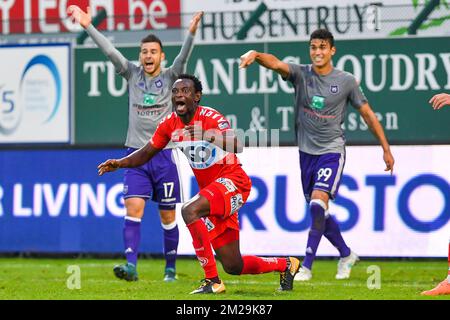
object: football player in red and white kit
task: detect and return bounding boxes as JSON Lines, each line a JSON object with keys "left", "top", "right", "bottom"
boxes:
{"left": 98, "top": 74, "right": 300, "bottom": 294}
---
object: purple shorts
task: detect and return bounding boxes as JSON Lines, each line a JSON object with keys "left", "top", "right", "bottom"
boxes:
{"left": 299, "top": 150, "right": 345, "bottom": 203}
{"left": 123, "top": 148, "right": 183, "bottom": 206}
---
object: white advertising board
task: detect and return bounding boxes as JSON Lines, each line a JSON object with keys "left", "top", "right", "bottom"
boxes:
{"left": 176, "top": 145, "right": 450, "bottom": 257}
{"left": 181, "top": 0, "right": 450, "bottom": 43}
{"left": 0, "top": 44, "right": 70, "bottom": 144}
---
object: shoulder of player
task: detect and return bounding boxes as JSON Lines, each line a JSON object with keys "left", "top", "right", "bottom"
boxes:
{"left": 333, "top": 68, "right": 358, "bottom": 83}
{"left": 198, "top": 106, "right": 224, "bottom": 119}
{"left": 287, "top": 63, "right": 310, "bottom": 73}
{"left": 197, "top": 106, "right": 229, "bottom": 125}
{"left": 158, "top": 111, "right": 178, "bottom": 127}
{"left": 126, "top": 61, "right": 141, "bottom": 73}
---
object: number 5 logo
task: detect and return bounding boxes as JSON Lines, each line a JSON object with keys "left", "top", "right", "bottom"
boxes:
{"left": 0, "top": 87, "right": 20, "bottom": 135}
{"left": 317, "top": 168, "right": 333, "bottom": 182}
{"left": 2, "top": 90, "right": 15, "bottom": 113}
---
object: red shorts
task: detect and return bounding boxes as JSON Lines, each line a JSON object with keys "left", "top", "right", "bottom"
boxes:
{"left": 210, "top": 228, "right": 239, "bottom": 250}
{"left": 199, "top": 174, "right": 251, "bottom": 247}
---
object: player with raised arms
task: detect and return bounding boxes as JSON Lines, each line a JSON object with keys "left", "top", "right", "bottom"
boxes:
{"left": 67, "top": 5, "right": 203, "bottom": 282}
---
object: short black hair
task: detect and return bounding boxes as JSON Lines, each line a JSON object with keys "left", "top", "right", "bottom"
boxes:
{"left": 177, "top": 74, "right": 203, "bottom": 93}
{"left": 310, "top": 29, "right": 334, "bottom": 47}
{"left": 141, "top": 34, "right": 163, "bottom": 51}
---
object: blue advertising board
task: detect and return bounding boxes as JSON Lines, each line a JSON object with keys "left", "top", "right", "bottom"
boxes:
{"left": 0, "top": 149, "right": 164, "bottom": 253}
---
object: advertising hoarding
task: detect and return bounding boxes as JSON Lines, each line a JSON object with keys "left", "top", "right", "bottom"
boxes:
{"left": 0, "top": 146, "right": 448, "bottom": 257}
{"left": 0, "top": 43, "right": 70, "bottom": 144}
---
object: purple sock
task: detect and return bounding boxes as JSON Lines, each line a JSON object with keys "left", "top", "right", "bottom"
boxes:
{"left": 302, "top": 201, "right": 326, "bottom": 270}
{"left": 123, "top": 218, "right": 141, "bottom": 266}
{"left": 324, "top": 215, "right": 351, "bottom": 258}
{"left": 163, "top": 223, "right": 179, "bottom": 270}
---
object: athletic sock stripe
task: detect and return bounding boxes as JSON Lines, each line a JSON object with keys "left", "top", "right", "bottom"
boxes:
{"left": 125, "top": 216, "right": 142, "bottom": 223}
{"left": 161, "top": 221, "right": 177, "bottom": 230}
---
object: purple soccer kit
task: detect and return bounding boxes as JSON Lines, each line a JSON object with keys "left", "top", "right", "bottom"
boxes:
{"left": 123, "top": 148, "right": 183, "bottom": 205}
{"left": 285, "top": 63, "right": 368, "bottom": 270}
{"left": 299, "top": 151, "right": 351, "bottom": 269}
{"left": 299, "top": 151, "right": 344, "bottom": 203}
{"left": 85, "top": 23, "right": 195, "bottom": 275}
{"left": 123, "top": 148, "right": 183, "bottom": 270}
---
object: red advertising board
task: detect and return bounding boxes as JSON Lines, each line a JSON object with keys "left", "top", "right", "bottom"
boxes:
{"left": 0, "top": 0, "right": 180, "bottom": 34}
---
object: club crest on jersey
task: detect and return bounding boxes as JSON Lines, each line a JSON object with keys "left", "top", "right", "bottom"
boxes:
{"left": 330, "top": 85, "right": 339, "bottom": 94}
{"left": 155, "top": 79, "right": 163, "bottom": 88}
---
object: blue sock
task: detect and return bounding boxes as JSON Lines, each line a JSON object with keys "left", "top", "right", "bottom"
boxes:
{"left": 162, "top": 222, "right": 179, "bottom": 270}
{"left": 324, "top": 215, "right": 351, "bottom": 258}
{"left": 302, "top": 200, "right": 326, "bottom": 270}
{"left": 123, "top": 218, "right": 141, "bottom": 266}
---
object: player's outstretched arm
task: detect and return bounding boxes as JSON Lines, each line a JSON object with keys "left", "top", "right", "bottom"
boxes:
{"left": 429, "top": 93, "right": 450, "bottom": 110}
{"left": 171, "top": 11, "right": 204, "bottom": 75}
{"left": 239, "top": 50, "right": 289, "bottom": 79}
{"left": 97, "top": 142, "right": 161, "bottom": 176}
{"left": 358, "top": 103, "right": 394, "bottom": 175}
{"left": 67, "top": 5, "right": 128, "bottom": 75}
{"left": 67, "top": 5, "right": 92, "bottom": 29}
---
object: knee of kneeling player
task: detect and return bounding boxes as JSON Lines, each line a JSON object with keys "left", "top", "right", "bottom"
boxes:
{"left": 222, "top": 261, "right": 243, "bottom": 275}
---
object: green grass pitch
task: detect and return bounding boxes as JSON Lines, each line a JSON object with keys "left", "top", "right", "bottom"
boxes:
{"left": 0, "top": 257, "right": 449, "bottom": 300}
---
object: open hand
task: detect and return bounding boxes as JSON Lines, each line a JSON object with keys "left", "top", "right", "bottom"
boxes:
{"left": 383, "top": 150, "right": 395, "bottom": 175}
{"left": 183, "top": 125, "right": 204, "bottom": 141}
{"left": 98, "top": 159, "right": 120, "bottom": 176}
{"left": 189, "top": 11, "right": 204, "bottom": 35}
{"left": 429, "top": 93, "right": 450, "bottom": 110}
{"left": 67, "top": 5, "right": 92, "bottom": 29}
{"left": 239, "top": 50, "right": 257, "bottom": 68}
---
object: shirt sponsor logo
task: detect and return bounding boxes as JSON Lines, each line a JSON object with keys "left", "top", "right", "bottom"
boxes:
{"left": 310, "top": 95, "right": 325, "bottom": 110}
{"left": 180, "top": 141, "right": 218, "bottom": 169}
{"left": 143, "top": 93, "right": 157, "bottom": 105}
